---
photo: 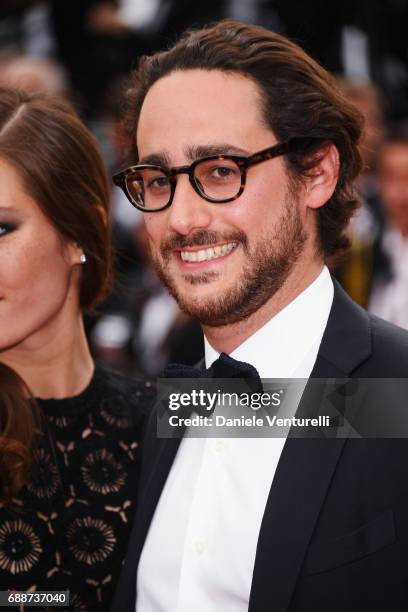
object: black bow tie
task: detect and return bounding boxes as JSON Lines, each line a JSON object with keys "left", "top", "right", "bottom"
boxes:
{"left": 163, "top": 352, "right": 263, "bottom": 393}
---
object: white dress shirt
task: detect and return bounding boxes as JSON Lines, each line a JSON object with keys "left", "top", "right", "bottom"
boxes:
{"left": 137, "top": 267, "right": 334, "bottom": 612}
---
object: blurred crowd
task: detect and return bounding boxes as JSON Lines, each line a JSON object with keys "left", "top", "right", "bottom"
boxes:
{"left": 1, "top": 0, "right": 408, "bottom": 376}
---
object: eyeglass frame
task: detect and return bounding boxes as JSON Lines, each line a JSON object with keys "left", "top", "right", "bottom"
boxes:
{"left": 112, "top": 136, "right": 315, "bottom": 212}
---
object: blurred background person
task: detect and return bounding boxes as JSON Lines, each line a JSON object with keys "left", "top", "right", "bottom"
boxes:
{"left": 339, "top": 80, "right": 384, "bottom": 196}
{"left": 0, "top": 54, "right": 68, "bottom": 96}
{"left": 0, "top": 88, "right": 153, "bottom": 610}
{"left": 335, "top": 79, "right": 385, "bottom": 305}
{"left": 368, "top": 124, "right": 408, "bottom": 328}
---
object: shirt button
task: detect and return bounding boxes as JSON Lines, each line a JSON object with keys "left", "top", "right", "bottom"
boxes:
{"left": 194, "top": 540, "right": 205, "bottom": 555}
{"left": 215, "top": 439, "right": 228, "bottom": 452}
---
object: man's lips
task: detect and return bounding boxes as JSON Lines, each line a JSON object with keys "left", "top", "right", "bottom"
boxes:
{"left": 174, "top": 241, "right": 238, "bottom": 264}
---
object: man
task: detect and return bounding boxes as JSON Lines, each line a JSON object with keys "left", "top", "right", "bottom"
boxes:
{"left": 112, "top": 20, "right": 408, "bottom": 612}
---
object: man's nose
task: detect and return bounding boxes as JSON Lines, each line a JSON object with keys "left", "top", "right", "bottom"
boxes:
{"left": 167, "top": 175, "right": 212, "bottom": 236}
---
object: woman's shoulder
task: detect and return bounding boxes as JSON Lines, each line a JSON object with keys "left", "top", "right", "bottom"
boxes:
{"left": 37, "top": 363, "right": 156, "bottom": 429}
{"left": 95, "top": 362, "right": 154, "bottom": 400}
{"left": 93, "top": 363, "right": 156, "bottom": 424}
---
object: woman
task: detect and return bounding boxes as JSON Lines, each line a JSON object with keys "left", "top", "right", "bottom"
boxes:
{"left": 0, "top": 88, "right": 153, "bottom": 610}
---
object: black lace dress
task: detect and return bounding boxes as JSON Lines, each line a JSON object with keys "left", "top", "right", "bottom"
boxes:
{"left": 0, "top": 364, "right": 154, "bottom": 611}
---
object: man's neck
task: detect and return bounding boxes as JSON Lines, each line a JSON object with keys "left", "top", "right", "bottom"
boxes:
{"left": 203, "top": 260, "right": 324, "bottom": 354}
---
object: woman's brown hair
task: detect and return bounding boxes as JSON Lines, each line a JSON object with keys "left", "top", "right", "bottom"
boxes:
{"left": 0, "top": 88, "right": 113, "bottom": 503}
{"left": 0, "top": 365, "right": 39, "bottom": 502}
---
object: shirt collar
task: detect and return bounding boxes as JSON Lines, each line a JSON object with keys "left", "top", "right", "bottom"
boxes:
{"left": 204, "top": 266, "right": 334, "bottom": 378}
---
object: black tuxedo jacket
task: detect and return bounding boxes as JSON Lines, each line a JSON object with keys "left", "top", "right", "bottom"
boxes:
{"left": 112, "top": 281, "right": 408, "bottom": 612}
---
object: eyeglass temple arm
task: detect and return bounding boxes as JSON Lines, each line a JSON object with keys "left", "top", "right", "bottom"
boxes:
{"left": 246, "top": 137, "right": 317, "bottom": 169}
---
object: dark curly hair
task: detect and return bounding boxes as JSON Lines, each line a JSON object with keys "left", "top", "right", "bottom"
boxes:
{"left": 121, "top": 19, "right": 364, "bottom": 258}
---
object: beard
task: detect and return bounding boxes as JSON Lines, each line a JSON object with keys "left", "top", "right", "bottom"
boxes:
{"left": 150, "top": 188, "right": 307, "bottom": 327}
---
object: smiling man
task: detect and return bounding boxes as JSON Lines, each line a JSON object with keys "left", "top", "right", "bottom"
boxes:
{"left": 112, "top": 20, "right": 408, "bottom": 612}
{"left": 135, "top": 69, "right": 315, "bottom": 336}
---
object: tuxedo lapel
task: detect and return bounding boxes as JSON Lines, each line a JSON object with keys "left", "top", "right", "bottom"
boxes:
{"left": 248, "top": 280, "right": 372, "bottom": 612}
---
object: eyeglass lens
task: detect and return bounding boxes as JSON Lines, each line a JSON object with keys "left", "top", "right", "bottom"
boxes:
{"left": 125, "top": 158, "right": 242, "bottom": 209}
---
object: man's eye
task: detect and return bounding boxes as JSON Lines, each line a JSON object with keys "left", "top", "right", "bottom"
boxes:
{"left": 147, "top": 176, "right": 170, "bottom": 189}
{"left": 208, "top": 166, "right": 238, "bottom": 180}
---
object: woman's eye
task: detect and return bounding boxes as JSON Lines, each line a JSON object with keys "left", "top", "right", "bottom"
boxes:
{"left": 0, "top": 223, "right": 15, "bottom": 236}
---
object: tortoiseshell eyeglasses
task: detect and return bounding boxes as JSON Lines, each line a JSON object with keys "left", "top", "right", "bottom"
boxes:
{"left": 113, "top": 137, "right": 313, "bottom": 212}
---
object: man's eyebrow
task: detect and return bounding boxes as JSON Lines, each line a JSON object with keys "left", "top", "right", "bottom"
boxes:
{"left": 138, "top": 152, "right": 172, "bottom": 166}
{"left": 185, "top": 143, "right": 250, "bottom": 160}
{"left": 138, "top": 144, "right": 251, "bottom": 167}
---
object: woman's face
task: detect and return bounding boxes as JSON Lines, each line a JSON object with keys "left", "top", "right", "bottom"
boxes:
{"left": 0, "top": 158, "right": 83, "bottom": 352}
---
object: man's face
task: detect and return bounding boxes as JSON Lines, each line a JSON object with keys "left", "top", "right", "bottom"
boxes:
{"left": 136, "top": 69, "right": 308, "bottom": 326}
{"left": 379, "top": 142, "right": 408, "bottom": 236}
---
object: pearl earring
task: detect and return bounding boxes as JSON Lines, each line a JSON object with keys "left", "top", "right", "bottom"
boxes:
{"left": 80, "top": 254, "right": 87, "bottom": 263}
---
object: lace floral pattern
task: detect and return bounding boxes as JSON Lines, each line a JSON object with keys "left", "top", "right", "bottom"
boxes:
{"left": 26, "top": 448, "right": 60, "bottom": 501}
{"left": 80, "top": 448, "right": 126, "bottom": 495}
{"left": 0, "top": 520, "right": 43, "bottom": 574}
{"left": 0, "top": 365, "right": 154, "bottom": 610}
{"left": 65, "top": 516, "right": 116, "bottom": 565}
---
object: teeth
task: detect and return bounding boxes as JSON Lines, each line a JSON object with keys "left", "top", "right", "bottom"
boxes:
{"left": 180, "top": 242, "right": 237, "bottom": 263}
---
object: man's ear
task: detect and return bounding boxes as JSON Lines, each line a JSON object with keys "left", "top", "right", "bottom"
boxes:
{"left": 304, "top": 143, "right": 340, "bottom": 210}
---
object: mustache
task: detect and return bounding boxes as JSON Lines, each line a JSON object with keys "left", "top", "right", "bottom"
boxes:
{"left": 160, "top": 230, "right": 247, "bottom": 258}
